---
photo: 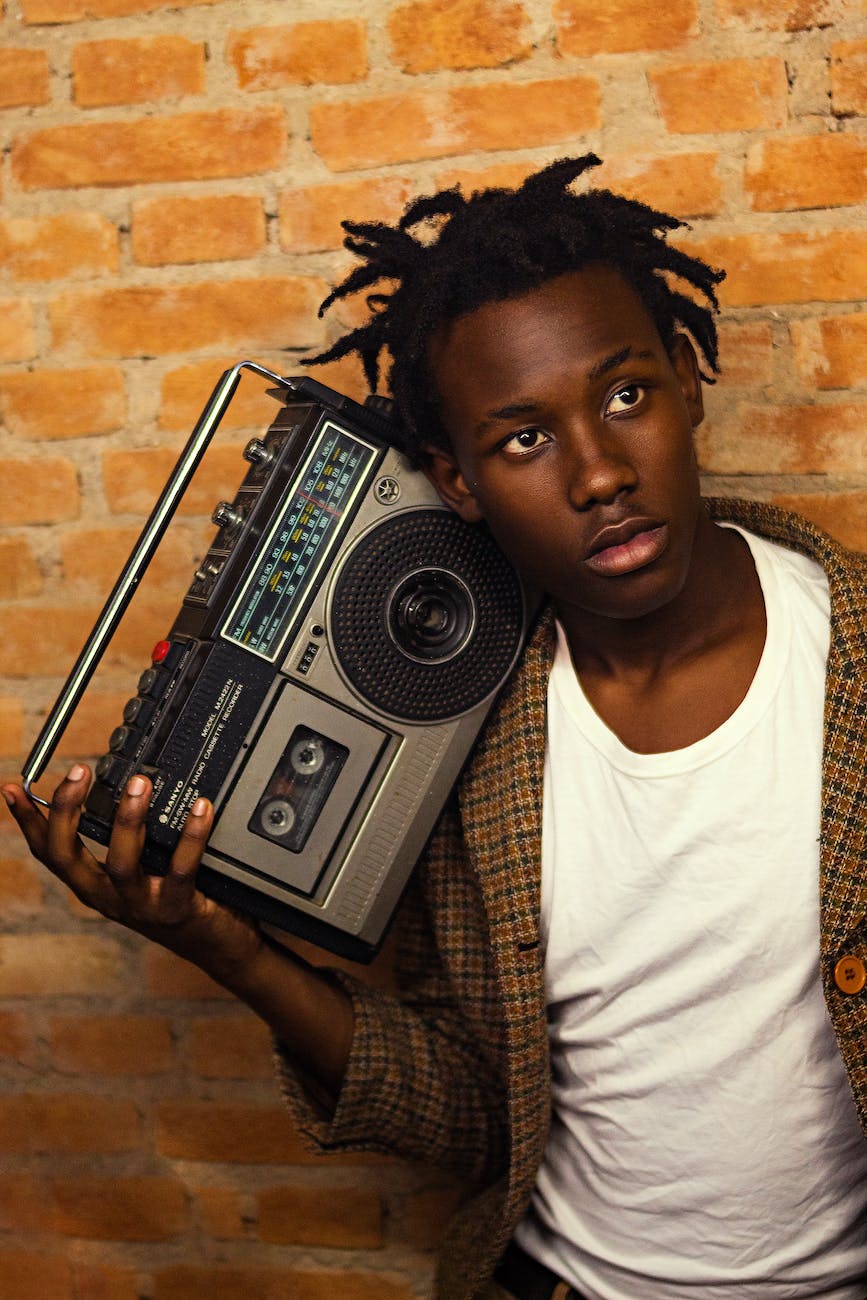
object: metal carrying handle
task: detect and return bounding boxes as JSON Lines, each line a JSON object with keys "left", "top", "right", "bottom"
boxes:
{"left": 22, "top": 360, "right": 292, "bottom": 805}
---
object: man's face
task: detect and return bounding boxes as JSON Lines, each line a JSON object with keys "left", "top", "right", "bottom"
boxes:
{"left": 424, "top": 265, "right": 706, "bottom": 624}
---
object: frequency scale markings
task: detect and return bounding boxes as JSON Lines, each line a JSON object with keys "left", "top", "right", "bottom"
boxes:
{"left": 222, "top": 421, "right": 378, "bottom": 661}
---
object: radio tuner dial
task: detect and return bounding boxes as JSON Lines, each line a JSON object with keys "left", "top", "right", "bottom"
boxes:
{"left": 212, "top": 501, "right": 243, "bottom": 530}
{"left": 243, "top": 438, "right": 273, "bottom": 468}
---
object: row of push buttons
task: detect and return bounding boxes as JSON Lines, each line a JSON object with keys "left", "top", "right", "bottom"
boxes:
{"left": 94, "top": 639, "right": 184, "bottom": 789}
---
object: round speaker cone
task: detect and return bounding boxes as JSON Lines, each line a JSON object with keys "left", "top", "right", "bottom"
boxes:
{"left": 330, "top": 510, "right": 525, "bottom": 723}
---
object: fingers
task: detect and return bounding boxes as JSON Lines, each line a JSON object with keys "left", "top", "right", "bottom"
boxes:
{"left": 45, "top": 764, "right": 90, "bottom": 869}
{"left": 156, "top": 797, "right": 213, "bottom": 924}
{"left": 103, "top": 773, "right": 151, "bottom": 889}
{"left": 3, "top": 765, "right": 215, "bottom": 936}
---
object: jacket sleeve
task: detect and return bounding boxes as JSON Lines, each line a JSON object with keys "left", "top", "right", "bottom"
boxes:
{"left": 274, "top": 795, "right": 510, "bottom": 1186}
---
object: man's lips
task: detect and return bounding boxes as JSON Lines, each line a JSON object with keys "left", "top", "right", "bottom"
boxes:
{"left": 583, "top": 520, "right": 669, "bottom": 577}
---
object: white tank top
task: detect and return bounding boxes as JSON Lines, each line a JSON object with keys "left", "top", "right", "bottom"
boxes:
{"left": 514, "top": 526, "right": 867, "bottom": 1298}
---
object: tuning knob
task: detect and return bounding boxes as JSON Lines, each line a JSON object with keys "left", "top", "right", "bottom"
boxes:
{"left": 211, "top": 501, "right": 243, "bottom": 530}
{"left": 243, "top": 437, "right": 273, "bottom": 468}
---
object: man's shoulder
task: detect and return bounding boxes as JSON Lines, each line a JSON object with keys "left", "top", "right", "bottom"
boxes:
{"left": 705, "top": 497, "right": 867, "bottom": 660}
{"left": 705, "top": 496, "right": 865, "bottom": 574}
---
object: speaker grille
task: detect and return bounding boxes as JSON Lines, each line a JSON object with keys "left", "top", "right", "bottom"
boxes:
{"left": 330, "top": 510, "right": 525, "bottom": 723}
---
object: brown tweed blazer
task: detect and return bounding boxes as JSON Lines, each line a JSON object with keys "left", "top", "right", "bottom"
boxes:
{"left": 278, "top": 499, "right": 867, "bottom": 1300}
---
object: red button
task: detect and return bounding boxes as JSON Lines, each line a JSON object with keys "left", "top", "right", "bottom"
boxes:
{"left": 151, "top": 639, "right": 171, "bottom": 663}
{"left": 834, "top": 956, "right": 867, "bottom": 995}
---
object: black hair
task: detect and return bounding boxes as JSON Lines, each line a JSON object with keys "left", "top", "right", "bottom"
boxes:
{"left": 304, "top": 154, "right": 725, "bottom": 464}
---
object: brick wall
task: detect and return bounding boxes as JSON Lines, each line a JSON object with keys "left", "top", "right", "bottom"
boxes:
{"left": 1, "top": 0, "right": 865, "bottom": 1295}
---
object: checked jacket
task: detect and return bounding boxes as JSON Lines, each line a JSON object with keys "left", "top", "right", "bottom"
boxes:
{"left": 277, "top": 498, "right": 867, "bottom": 1300}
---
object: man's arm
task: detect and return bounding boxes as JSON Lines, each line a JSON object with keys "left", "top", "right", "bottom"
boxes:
{"left": 1, "top": 765, "right": 353, "bottom": 1098}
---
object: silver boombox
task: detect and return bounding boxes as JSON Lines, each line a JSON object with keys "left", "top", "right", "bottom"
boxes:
{"left": 24, "top": 365, "right": 536, "bottom": 961}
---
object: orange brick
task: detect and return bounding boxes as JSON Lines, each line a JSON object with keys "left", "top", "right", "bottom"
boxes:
{"left": 50, "top": 1013, "right": 174, "bottom": 1074}
{"left": 13, "top": 106, "right": 287, "bottom": 189}
{"left": 0, "top": 1251, "right": 70, "bottom": 1299}
{"left": 144, "top": 946, "right": 235, "bottom": 999}
{"left": 73, "top": 35, "right": 204, "bottom": 106}
{"left": 770, "top": 491, "right": 867, "bottom": 551}
{"left": 159, "top": 357, "right": 287, "bottom": 430}
{"left": 0, "top": 365, "right": 125, "bottom": 439}
{"left": 51, "top": 277, "right": 325, "bottom": 358}
{"left": 0, "top": 46, "right": 50, "bottom": 108}
{"left": 102, "top": 443, "right": 247, "bottom": 516}
{"left": 156, "top": 1101, "right": 318, "bottom": 1163}
{"left": 0, "top": 535, "right": 43, "bottom": 599}
{"left": 434, "top": 160, "right": 536, "bottom": 193}
{"left": 186, "top": 1013, "right": 273, "bottom": 1078}
{"left": 279, "top": 176, "right": 414, "bottom": 254}
{"left": 697, "top": 400, "right": 867, "bottom": 474}
{"left": 831, "top": 39, "right": 867, "bottom": 115}
{"left": 311, "top": 76, "right": 600, "bottom": 171}
{"left": 51, "top": 1174, "right": 187, "bottom": 1240}
{"left": 714, "top": 0, "right": 860, "bottom": 32}
{"left": 0, "top": 854, "right": 43, "bottom": 914}
{"left": 0, "top": 933, "right": 122, "bottom": 996}
{"left": 596, "top": 152, "right": 722, "bottom": 218}
{"left": 388, "top": 0, "right": 530, "bottom": 73}
{"left": 746, "top": 134, "right": 867, "bottom": 211}
{"left": 0, "top": 296, "right": 36, "bottom": 361}
{"left": 716, "top": 321, "right": 775, "bottom": 387}
{"left": 791, "top": 314, "right": 867, "bottom": 389}
{"left": 555, "top": 0, "right": 697, "bottom": 55}
{"left": 73, "top": 1264, "right": 140, "bottom": 1300}
{"left": 257, "top": 1184, "right": 383, "bottom": 1247}
{"left": 132, "top": 193, "right": 265, "bottom": 266}
{"left": 0, "top": 212, "right": 118, "bottom": 281}
{"left": 0, "top": 1173, "right": 47, "bottom": 1232}
{"left": 153, "top": 1265, "right": 415, "bottom": 1300}
{"left": 0, "top": 1092, "right": 141, "bottom": 1153}
{"left": 60, "top": 523, "right": 207, "bottom": 592}
{"left": 228, "top": 20, "right": 366, "bottom": 90}
{"left": 0, "top": 1010, "right": 34, "bottom": 1063}
{"left": 0, "top": 697, "right": 25, "bottom": 756}
{"left": 194, "top": 1185, "right": 247, "bottom": 1239}
{"left": 22, "top": 0, "right": 216, "bottom": 20}
{"left": 2, "top": 456, "right": 80, "bottom": 523}
{"left": 649, "top": 57, "right": 788, "bottom": 133}
{"left": 679, "top": 231, "right": 867, "bottom": 306}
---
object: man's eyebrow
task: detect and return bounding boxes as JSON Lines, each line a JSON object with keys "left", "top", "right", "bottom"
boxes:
{"left": 474, "top": 400, "right": 541, "bottom": 438}
{"left": 588, "top": 345, "right": 653, "bottom": 380}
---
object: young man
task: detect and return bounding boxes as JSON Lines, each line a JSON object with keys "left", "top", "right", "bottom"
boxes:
{"left": 4, "top": 155, "right": 867, "bottom": 1299}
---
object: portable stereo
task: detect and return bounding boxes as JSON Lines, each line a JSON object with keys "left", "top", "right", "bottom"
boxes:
{"left": 23, "top": 364, "right": 537, "bottom": 961}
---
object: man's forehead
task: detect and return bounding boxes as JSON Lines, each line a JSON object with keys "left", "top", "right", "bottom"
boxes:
{"left": 431, "top": 266, "right": 666, "bottom": 376}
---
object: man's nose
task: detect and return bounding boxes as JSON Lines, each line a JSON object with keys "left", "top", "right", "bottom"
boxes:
{"left": 565, "top": 427, "right": 638, "bottom": 511}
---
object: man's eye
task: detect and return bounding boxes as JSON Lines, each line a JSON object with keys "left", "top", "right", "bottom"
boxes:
{"left": 606, "top": 385, "right": 644, "bottom": 414}
{"left": 502, "top": 428, "right": 548, "bottom": 456}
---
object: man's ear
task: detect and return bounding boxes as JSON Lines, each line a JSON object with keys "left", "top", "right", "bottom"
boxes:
{"left": 420, "top": 444, "right": 484, "bottom": 523}
{"left": 671, "top": 334, "right": 704, "bottom": 430}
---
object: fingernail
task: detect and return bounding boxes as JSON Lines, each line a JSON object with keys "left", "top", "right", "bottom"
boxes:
{"left": 190, "top": 797, "right": 208, "bottom": 817}
{"left": 67, "top": 764, "right": 87, "bottom": 782}
{"left": 1, "top": 788, "right": 14, "bottom": 808}
{"left": 127, "top": 775, "right": 147, "bottom": 797}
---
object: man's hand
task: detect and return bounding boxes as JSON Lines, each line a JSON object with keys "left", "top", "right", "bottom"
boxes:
{"left": 2, "top": 765, "right": 263, "bottom": 985}
{"left": 2, "top": 764, "right": 355, "bottom": 1094}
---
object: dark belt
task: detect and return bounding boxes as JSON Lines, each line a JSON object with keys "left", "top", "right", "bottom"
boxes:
{"left": 493, "top": 1241, "right": 584, "bottom": 1300}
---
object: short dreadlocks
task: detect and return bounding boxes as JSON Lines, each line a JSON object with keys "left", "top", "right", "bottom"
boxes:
{"left": 305, "top": 154, "right": 725, "bottom": 465}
